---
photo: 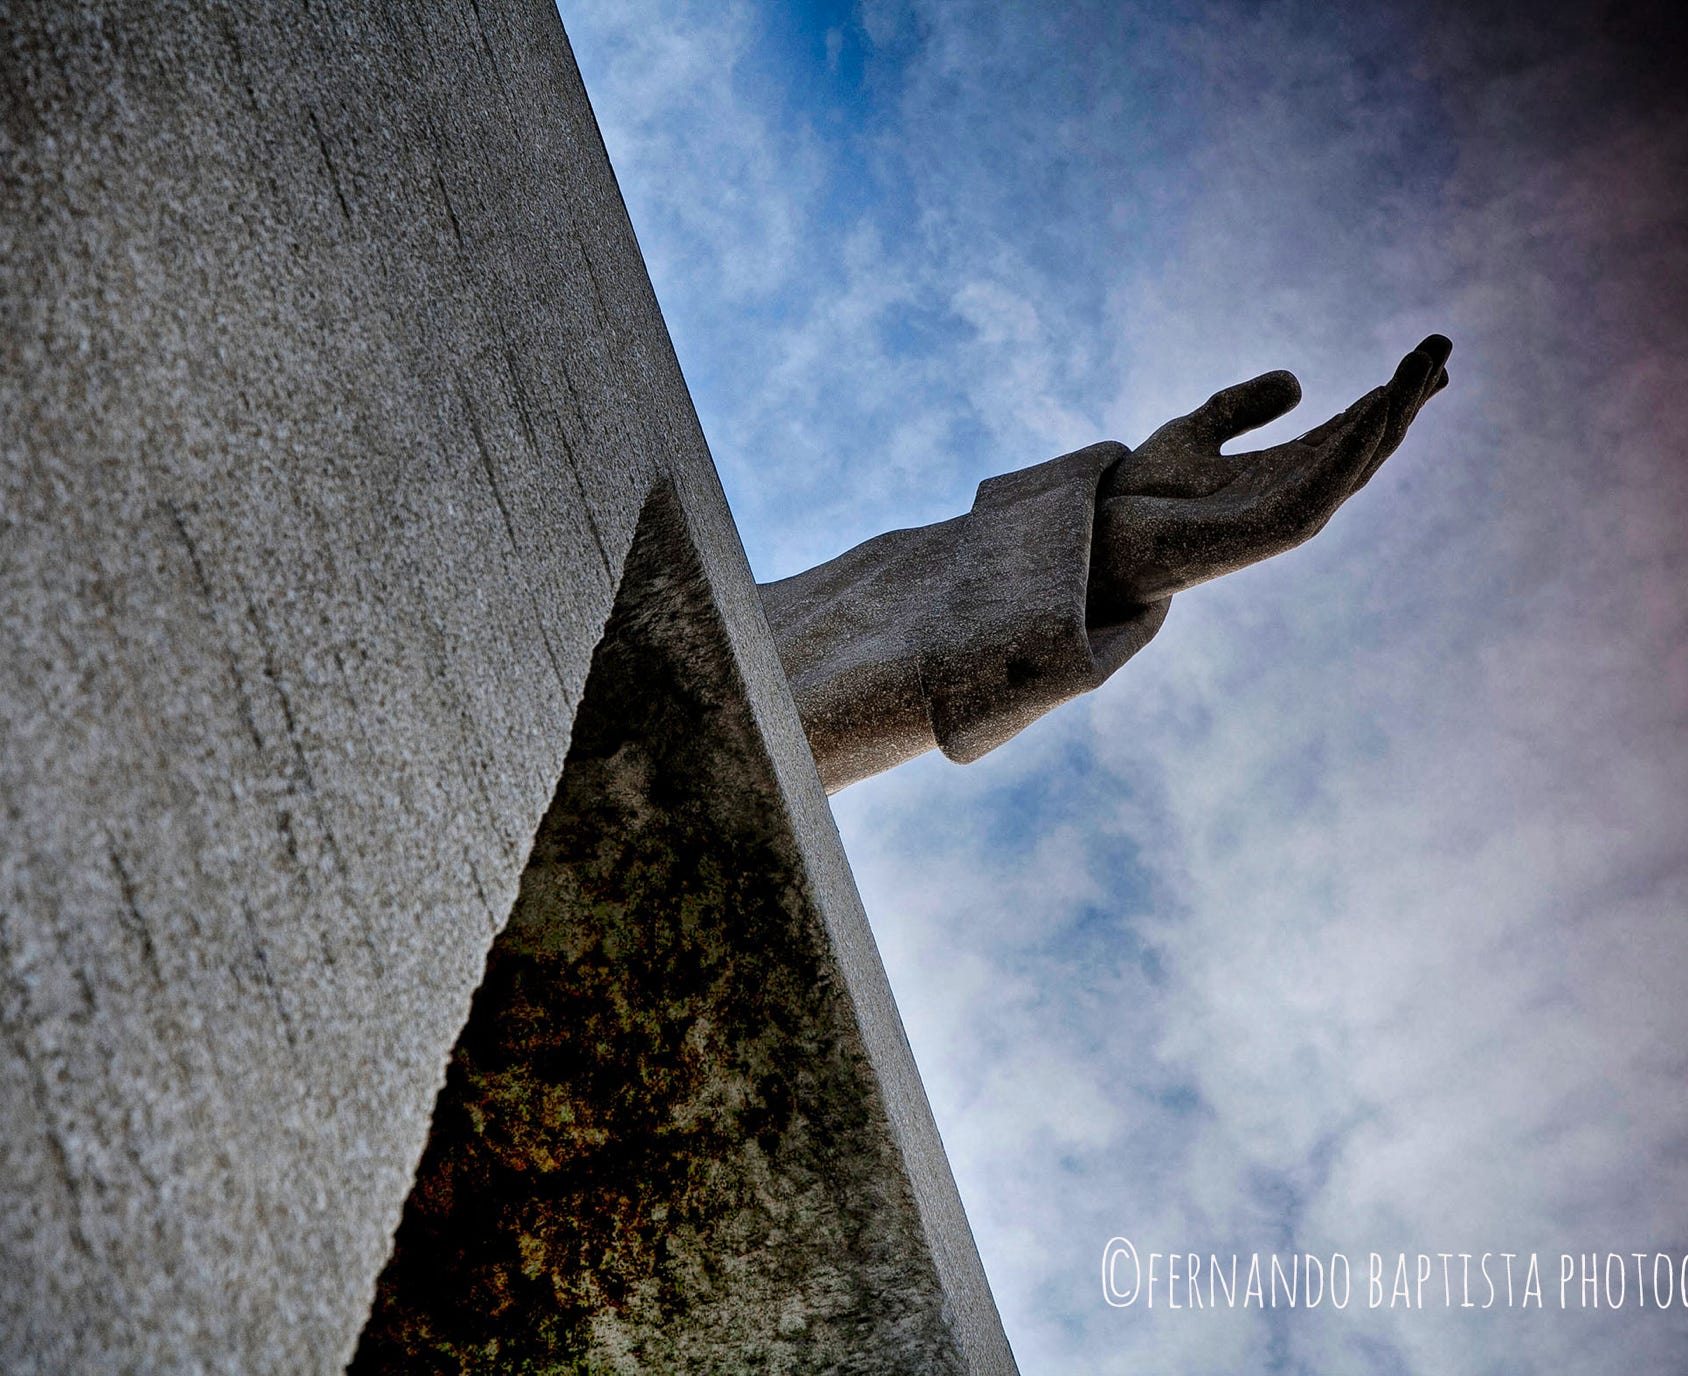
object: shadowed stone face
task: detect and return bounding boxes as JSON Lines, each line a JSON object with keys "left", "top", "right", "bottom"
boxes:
{"left": 352, "top": 496, "right": 965, "bottom": 1374}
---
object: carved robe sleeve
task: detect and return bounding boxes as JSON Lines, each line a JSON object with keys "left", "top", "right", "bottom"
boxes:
{"left": 759, "top": 442, "right": 1172, "bottom": 792}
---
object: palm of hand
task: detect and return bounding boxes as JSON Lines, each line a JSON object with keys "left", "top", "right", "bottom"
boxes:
{"left": 1091, "top": 335, "right": 1452, "bottom": 612}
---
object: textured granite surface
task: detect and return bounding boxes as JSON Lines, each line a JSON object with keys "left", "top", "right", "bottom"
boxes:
{"left": 762, "top": 443, "right": 1170, "bottom": 791}
{"left": 354, "top": 491, "right": 966, "bottom": 1373}
{"left": 0, "top": 3, "right": 1015, "bottom": 1370}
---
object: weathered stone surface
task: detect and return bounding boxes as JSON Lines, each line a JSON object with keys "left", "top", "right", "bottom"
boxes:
{"left": 761, "top": 443, "right": 1170, "bottom": 792}
{"left": 353, "top": 491, "right": 965, "bottom": 1373}
{"left": 0, "top": 3, "right": 1014, "bottom": 1371}
{"left": 764, "top": 342, "right": 1450, "bottom": 794}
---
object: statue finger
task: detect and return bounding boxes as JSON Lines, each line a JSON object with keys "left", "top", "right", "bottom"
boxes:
{"left": 1289, "top": 386, "right": 1384, "bottom": 449}
{"left": 1271, "top": 390, "right": 1390, "bottom": 519}
{"left": 1351, "top": 337, "right": 1453, "bottom": 491}
{"left": 1412, "top": 334, "right": 1453, "bottom": 401}
{"left": 1187, "top": 369, "right": 1302, "bottom": 449}
{"left": 1350, "top": 368, "right": 1451, "bottom": 491}
{"left": 1377, "top": 348, "right": 1436, "bottom": 456}
{"left": 1394, "top": 335, "right": 1452, "bottom": 432}
{"left": 1284, "top": 342, "right": 1435, "bottom": 498}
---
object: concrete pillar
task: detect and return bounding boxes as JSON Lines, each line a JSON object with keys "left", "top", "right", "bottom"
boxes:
{"left": 1, "top": 2, "right": 1016, "bottom": 1370}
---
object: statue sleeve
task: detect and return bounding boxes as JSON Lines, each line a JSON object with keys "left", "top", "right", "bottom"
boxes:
{"left": 758, "top": 442, "right": 1172, "bottom": 792}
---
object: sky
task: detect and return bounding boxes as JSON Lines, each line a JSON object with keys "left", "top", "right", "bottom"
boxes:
{"left": 560, "top": 2, "right": 1688, "bottom": 1371}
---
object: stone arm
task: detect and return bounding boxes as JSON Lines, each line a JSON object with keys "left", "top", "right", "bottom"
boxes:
{"left": 760, "top": 443, "right": 1170, "bottom": 793}
{"left": 761, "top": 336, "right": 1452, "bottom": 793}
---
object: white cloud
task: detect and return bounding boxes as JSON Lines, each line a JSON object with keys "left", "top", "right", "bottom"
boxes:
{"left": 562, "top": 0, "right": 815, "bottom": 303}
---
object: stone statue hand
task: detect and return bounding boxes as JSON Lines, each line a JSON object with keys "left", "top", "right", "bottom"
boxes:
{"left": 1091, "top": 335, "right": 1451, "bottom": 611}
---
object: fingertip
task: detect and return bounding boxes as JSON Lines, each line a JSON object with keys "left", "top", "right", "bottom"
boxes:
{"left": 1245, "top": 369, "right": 1303, "bottom": 424}
{"left": 1195, "top": 368, "right": 1304, "bottom": 443}
{"left": 1417, "top": 333, "right": 1453, "bottom": 364}
{"left": 1259, "top": 368, "right": 1302, "bottom": 406}
{"left": 1391, "top": 348, "right": 1434, "bottom": 394}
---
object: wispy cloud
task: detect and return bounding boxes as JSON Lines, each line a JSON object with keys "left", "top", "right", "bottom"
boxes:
{"left": 564, "top": 0, "right": 1688, "bottom": 1370}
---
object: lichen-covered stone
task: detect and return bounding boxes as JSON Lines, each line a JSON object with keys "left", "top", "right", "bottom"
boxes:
{"left": 352, "top": 497, "right": 966, "bottom": 1374}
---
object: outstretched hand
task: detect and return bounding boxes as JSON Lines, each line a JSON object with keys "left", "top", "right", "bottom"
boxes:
{"left": 1090, "top": 335, "right": 1451, "bottom": 613}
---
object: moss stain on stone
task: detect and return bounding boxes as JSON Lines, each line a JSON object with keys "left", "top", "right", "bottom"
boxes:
{"left": 350, "top": 496, "right": 964, "bottom": 1374}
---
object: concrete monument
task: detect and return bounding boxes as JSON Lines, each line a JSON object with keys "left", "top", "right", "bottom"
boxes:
{"left": 0, "top": 1, "right": 1447, "bottom": 1371}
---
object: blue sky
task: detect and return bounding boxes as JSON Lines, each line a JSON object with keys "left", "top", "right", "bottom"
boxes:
{"left": 562, "top": 2, "right": 1688, "bottom": 1370}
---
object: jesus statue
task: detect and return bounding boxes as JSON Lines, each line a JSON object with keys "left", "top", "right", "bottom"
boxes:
{"left": 762, "top": 335, "right": 1452, "bottom": 790}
